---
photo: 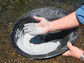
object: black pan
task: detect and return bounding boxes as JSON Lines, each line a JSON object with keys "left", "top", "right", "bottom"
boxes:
{"left": 11, "top": 7, "right": 78, "bottom": 60}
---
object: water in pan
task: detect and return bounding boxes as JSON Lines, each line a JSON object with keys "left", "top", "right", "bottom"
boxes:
{"left": 15, "top": 28, "right": 61, "bottom": 55}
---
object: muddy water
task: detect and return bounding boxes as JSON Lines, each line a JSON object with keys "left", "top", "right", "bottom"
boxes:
{"left": 0, "top": 0, "right": 84, "bottom": 63}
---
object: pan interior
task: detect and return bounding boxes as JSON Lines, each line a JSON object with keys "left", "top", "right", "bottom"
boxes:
{"left": 16, "top": 28, "right": 61, "bottom": 55}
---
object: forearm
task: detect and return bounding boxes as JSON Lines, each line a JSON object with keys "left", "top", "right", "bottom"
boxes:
{"left": 49, "top": 12, "right": 80, "bottom": 32}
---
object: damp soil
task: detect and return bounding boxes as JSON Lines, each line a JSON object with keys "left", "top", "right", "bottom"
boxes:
{"left": 0, "top": 0, "right": 84, "bottom": 63}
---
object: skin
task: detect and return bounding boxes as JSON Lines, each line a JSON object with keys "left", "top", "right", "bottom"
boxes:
{"left": 34, "top": 12, "right": 84, "bottom": 61}
{"left": 49, "top": 12, "right": 80, "bottom": 32}
{"left": 62, "top": 42, "right": 84, "bottom": 60}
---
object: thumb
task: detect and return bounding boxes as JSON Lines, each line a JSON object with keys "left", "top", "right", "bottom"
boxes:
{"left": 33, "top": 16, "right": 43, "bottom": 21}
{"left": 62, "top": 50, "right": 70, "bottom": 56}
{"left": 62, "top": 42, "right": 73, "bottom": 56}
{"left": 67, "top": 42, "right": 73, "bottom": 50}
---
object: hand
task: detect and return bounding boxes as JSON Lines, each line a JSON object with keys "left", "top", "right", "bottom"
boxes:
{"left": 23, "top": 16, "right": 50, "bottom": 36}
{"left": 62, "top": 42, "right": 84, "bottom": 59}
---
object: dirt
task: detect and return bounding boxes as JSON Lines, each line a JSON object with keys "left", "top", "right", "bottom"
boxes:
{"left": 0, "top": 0, "right": 84, "bottom": 63}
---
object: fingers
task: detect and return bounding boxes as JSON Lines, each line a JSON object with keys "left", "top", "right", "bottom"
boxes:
{"left": 33, "top": 16, "right": 44, "bottom": 21}
{"left": 23, "top": 23, "right": 36, "bottom": 33}
{"left": 62, "top": 42, "right": 73, "bottom": 56}
{"left": 62, "top": 50, "right": 70, "bottom": 56}
{"left": 24, "top": 23, "right": 35, "bottom": 27}
{"left": 23, "top": 25, "right": 32, "bottom": 30}
{"left": 67, "top": 42, "right": 73, "bottom": 50}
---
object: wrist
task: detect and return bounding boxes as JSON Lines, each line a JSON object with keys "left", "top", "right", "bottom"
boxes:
{"left": 48, "top": 22, "right": 53, "bottom": 32}
{"left": 48, "top": 20, "right": 60, "bottom": 32}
